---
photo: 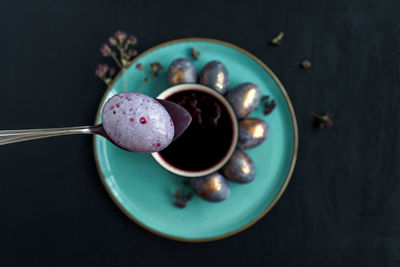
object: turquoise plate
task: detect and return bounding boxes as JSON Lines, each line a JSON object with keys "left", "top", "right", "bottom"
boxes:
{"left": 94, "top": 38, "right": 298, "bottom": 242}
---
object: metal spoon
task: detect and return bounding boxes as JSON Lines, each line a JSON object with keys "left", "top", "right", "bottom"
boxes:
{"left": 0, "top": 98, "right": 191, "bottom": 152}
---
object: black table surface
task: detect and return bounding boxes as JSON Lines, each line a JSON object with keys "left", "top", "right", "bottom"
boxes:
{"left": 0, "top": 0, "right": 399, "bottom": 266}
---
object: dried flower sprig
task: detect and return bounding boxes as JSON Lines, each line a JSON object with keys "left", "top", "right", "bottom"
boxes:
{"left": 95, "top": 64, "right": 116, "bottom": 85}
{"left": 260, "top": 95, "right": 277, "bottom": 115}
{"left": 191, "top": 47, "right": 200, "bottom": 60}
{"left": 101, "top": 30, "right": 138, "bottom": 68}
{"left": 173, "top": 178, "right": 194, "bottom": 208}
{"left": 312, "top": 112, "right": 333, "bottom": 129}
{"left": 135, "top": 62, "right": 164, "bottom": 91}
{"left": 96, "top": 30, "right": 139, "bottom": 89}
{"left": 270, "top": 32, "right": 284, "bottom": 46}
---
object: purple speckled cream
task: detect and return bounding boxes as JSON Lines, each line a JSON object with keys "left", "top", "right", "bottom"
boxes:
{"left": 102, "top": 92, "right": 174, "bottom": 152}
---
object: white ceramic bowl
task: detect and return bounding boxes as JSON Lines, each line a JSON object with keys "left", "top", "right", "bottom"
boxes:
{"left": 151, "top": 83, "right": 239, "bottom": 177}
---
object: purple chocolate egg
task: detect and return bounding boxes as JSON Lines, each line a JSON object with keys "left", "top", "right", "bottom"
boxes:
{"left": 190, "top": 172, "right": 230, "bottom": 202}
{"left": 225, "top": 83, "right": 261, "bottom": 119}
{"left": 238, "top": 118, "right": 269, "bottom": 150}
{"left": 222, "top": 150, "right": 256, "bottom": 183}
{"left": 167, "top": 58, "right": 197, "bottom": 86}
{"left": 102, "top": 92, "right": 174, "bottom": 152}
{"left": 198, "top": 61, "right": 229, "bottom": 94}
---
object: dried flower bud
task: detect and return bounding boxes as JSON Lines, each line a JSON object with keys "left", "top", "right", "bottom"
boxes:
{"left": 109, "top": 67, "right": 116, "bottom": 76}
{"left": 114, "top": 30, "right": 128, "bottom": 43}
{"left": 95, "top": 64, "right": 116, "bottom": 85}
{"left": 135, "top": 63, "right": 144, "bottom": 70}
{"left": 150, "top": 62, "right": 163, "bottom": 71}
{"left": 299, "top": 60, "right": 311, "bottom": 69}
{"left": 191, "top": 47, "right": 200, "bottom": 60}
{"left": 127, "top": 49, "right": 138, "bottom": 58}
{"left": 263, "top": 100, "right": 276, "bottom": 115}
{"left": 312, "top": 112, "right": 333, "bottom": 129}
{"left": 173, "top": 190, "right": 181, "bottom": 199}
{"left": 172, "top": 178, "right": 194, "bottom": 209}
{"left": 270, "top": 32, "right": 284, "bottom": 46}
{"left": 95, "top": 64, "right": 108, "bottom": 79}
{"left": 150, "top": 62, "right": 163, "bottom": 77}
{"left": 108, "top": 37, "right": 118, "bottom": 46}
{"left": 127, "top": 35, "right": 138, "bottom": 45}
{"left": 100, "top": 44, "right": 114, "bottom": 57}
{"left": 174, "top": 201, "right": 186, "bottom": 208}
{"left": 260, "top": 95, "right": 276, "bottom": 115}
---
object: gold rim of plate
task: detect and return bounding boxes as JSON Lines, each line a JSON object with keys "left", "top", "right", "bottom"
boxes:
{"left": 93, "top": 37, "right": 299, "bottom": 243}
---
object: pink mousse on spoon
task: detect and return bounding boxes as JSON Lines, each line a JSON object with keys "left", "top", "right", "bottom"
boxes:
{"left": 0, "top": 92, "right": 192, "bottom": 153}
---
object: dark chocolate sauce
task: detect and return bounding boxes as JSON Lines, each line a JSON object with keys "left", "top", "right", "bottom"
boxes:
{"left": 159, "top": 90, "right": 234, "bottom": 171}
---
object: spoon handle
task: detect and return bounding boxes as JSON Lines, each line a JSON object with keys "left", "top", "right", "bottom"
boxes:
{"left": 0, "top": 126, "right": 93, "bottom": 145}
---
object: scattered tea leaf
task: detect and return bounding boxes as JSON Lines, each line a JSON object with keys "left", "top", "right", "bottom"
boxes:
{"left": 191, "top": 47, "right": 200, "bottom": 60}
{"left": 270, "top": 32, "right": 284, "bottom": 46}
{"left": 312, "top": 112, "right": 333, "bottom": 129}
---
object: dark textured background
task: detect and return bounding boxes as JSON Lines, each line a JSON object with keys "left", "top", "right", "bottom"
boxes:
{"left": 0, "top": 0, "right": 399, "bottom": 266}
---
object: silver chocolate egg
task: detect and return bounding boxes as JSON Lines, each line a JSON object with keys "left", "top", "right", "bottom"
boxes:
{"left": 166, "top": 58, "right": 197, "bottom": 86}
{"left": 198, "top": 61, "right": 229, "bottom": 94}
{"left": 225, "top": 83, "right": 261, "bottom": 119}
{"left": 222, "top": 150, "right": 256, "bottom": 183}
{"left": 238, "top": 118, "right": 269, "bottom": 150}
{"left": 190, "top": 172, "right": 230, "bottom": 202}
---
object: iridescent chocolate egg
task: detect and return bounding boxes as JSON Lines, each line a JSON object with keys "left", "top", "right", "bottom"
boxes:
{"left": 198, "top": 61, "right": 229, "bottom": 94}
{"left": 190, "top": 172, "right": 230, "bottom": 202}
{"left": 238, "top": 118, "right": 269, "bottom": 150}
{"left": 166, "top": 58, "right": 197, "bottom": 86}
{"left": 225, "top": 83, "right": 261, "bottom": 119}
{"left": 222, "top": 150, "right": 256, "bottom": 183}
